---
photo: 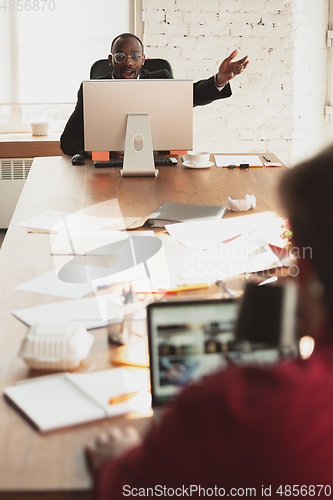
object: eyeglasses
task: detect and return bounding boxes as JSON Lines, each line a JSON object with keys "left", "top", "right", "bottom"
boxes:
{"left": 112, "top": 53, "right": 143, "bottom": 64}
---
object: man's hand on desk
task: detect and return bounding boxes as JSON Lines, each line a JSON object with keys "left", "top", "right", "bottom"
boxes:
{"left": 85, "top": 426, "right": 142, "bottom": 473}
{"left": 216, "top": 50, "right": 249, "bottom": 86}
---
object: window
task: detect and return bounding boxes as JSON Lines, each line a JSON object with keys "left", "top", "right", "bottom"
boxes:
{"left": 0, "top": 0, "right": 133, "bottom": 133}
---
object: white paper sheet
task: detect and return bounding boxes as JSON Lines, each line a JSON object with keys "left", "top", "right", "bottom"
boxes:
{"left": 14, "top": 269, "right": 94, "bottom": 299}
{"left": 166, "top": 212, "right": 284, "bottom": 250}
{"left": 15, "top": 210, "right": 123, "bottom": 233}
{"left": 12, "top": 295, "right": 112, "bottom": 330}
{"left": 214, "top": 155, "right": 263, "bottom": 167}
{"left": 169, "top": 230, "right": 282, "bottom": 283}
{"left": 16, "top": 210, "right": 70, "bottom": 231}
{"left": 50, "top": 230, "right": 155, "bottom": 255}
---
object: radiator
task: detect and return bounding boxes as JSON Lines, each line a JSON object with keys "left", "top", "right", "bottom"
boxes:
{"left": 0, "top": 158, "right": 33, "bottom": 228}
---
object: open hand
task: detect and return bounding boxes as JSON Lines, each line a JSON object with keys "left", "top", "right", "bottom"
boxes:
{"left": 85, "top": 426, "right": 142, "bottom": 475}
{"left": 216, "top": 50, "right": 249, "bottom": 85}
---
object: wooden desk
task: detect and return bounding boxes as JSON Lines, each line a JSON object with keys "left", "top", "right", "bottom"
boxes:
{"left": 0, "top": 154, "right": 287, "bottom": 499}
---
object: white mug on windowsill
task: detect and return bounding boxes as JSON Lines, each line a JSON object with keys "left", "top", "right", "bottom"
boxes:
{"left": 31, "top": 121, "right": 49, "bottom": 136}
{"left": 184, "top": 151, "right": 210, "bottom": 167}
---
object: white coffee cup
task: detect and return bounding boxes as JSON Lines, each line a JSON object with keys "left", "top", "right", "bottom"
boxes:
{"left": 185, "top": 151, "right": 210, "bottom": 167}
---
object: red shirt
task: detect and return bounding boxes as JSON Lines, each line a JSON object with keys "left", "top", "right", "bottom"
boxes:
{"left": 95, "top": 319, "right": 333, "bottom": 499}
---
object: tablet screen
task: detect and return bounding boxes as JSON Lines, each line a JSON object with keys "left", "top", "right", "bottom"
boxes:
{"left": 147, "top": 299, "right": 239, "bottom": 407}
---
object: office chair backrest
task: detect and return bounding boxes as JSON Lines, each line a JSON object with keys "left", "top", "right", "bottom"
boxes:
{"left": 90, "top": 58, "right": 173, "bottom": 79}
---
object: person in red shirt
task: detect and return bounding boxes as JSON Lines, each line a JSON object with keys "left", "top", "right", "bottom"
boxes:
{"left": 85, "top": 145, "right": 333, "bottom": 498}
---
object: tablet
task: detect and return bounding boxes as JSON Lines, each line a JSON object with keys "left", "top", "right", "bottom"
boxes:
{"left": 147, "top": 298, "right": 239, "bottom": 407}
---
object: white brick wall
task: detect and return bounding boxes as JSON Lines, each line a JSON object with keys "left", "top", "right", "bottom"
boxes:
{"left": 142, "top": 0, "right": 329, "bottom": 166}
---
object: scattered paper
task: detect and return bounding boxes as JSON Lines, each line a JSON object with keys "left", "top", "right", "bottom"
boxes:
{"left": 214, "top": 155, "right": 263, "bottom": 168}
{"left": 227, "top": 194, "right": 256, "bottom": 212}
{"left": 16, "top": 211, "right": 70, "bottom": 232}
{"left": 50, "top": 230, "right": 154, "bottom": 255}
{"left": 16, "top": 210, "right": 122, "bottom": 234}
{"left": 170, "top": 230, "right": 282, "bottom": 283}
{"left": 166, "top": 212, "right": 284, "bottom": 251}
{"left": 12, "top": 295, "right": 113, "bottom": 330}
{"left": 14, "top": 269, "right": 94, "bottom": 299}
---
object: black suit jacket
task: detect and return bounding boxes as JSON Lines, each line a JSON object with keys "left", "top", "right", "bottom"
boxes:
{"left": 60, "top": 68, "right": 232, "bottom": 156}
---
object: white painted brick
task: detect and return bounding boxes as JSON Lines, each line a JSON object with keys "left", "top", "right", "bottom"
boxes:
{"left": 254, "top": 24, "right": 292, "bottom": 38}
{"left": 217, "top": 0, "right": 243, "bottom": 13}
{"left": 262, "top": 14, "right": 293, "bottom": 25}
{"left": 266, "top": 48, "right": 293, "bottom": 59}
{"left": 235, "top": 38, "right": 268, "bottom": 50}
{"left": 188, "top": 24, "right": 214, "bottom": 36}
{"left": 266, "top": 138, "right": 291, "bottom": 150}
{"left": 160, "top": 23, "right": 190, "bottom": 36}
{"left": 165, "top": 11, "right": 185, "bottom": 24}
{"left": 198, "top": 0, "right": 220, "bottom": 12}
{"left": 219, "top": 12, "right": 250, "bottom": 24}
{"left": 195, "top": 34, "right": 230, "bottom": 49}
{"left": 261, "top": 84, "right": 287, "bottom": 96}
{"left": 175, "top": 0, "right": 196, "bottom": 10}
{"left": 229, "top": 24, "right": 255, "bottom": 37}
{"left": 262, "top": 4, "right": 293, "bottom": 15}
{"left": 183, "top": 12, "right": 218, "bottom": 24}
{"left": 143, "top": 0, "right": 175, "bottom": 8}
{"left": 143, "top": 10, "right": 166, "bottom": 23}
{"left": 144, "top": 23, "right": 170, "bottom": 37}
{"left": 143, "top": 0, "right": 329, "bottom": 164}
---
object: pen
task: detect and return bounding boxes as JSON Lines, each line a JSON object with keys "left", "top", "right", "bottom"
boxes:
{"left": 263, "top": 155, "right": 270, "bottom": 162}
{"left": 96, "top": 283, "right": 114, "bottom": 289}
{"left": 258, "top": 276, "right": 278, "bottom": 286}
{"left": 109, "top": 392, "right": 139, "bottom": 405}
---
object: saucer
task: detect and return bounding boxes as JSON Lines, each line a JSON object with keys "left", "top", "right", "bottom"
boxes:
{"left": 182, "top": 160, "right": 214, "bottom": 169}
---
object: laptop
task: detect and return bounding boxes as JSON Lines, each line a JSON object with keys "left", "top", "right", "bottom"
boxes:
{"left": 147, "top": 298, "right": 240, "bottom": 408}
{"left": 147, "top": 288, "right": 298, "bottom": 410}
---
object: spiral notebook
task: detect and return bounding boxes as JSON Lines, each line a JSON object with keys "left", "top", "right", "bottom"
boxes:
{"left": 4, "top": 368, "right": 150, "bottom": 432}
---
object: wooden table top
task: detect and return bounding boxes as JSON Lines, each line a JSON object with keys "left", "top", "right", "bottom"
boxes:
{"left": 0, "top": 153, "right": 287, "bottom": 499}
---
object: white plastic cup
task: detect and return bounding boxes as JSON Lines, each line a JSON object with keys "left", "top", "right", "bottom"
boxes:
{"left": 31, "top": 121, "right": 49, "bottom": 136}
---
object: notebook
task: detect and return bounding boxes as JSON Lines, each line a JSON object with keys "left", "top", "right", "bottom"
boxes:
{"left": 4, "top": 368, "right": 150, "bottom": 432}
{"left": 147, "top": 298, "right": 240, "bottom": 407}
{"left": 147, "top": 201, "right": 227, "bottom": 228}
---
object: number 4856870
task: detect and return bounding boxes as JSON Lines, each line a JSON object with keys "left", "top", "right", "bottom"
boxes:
{"left": 0, "top": 0, "right": 55, "bottom": 11}
{"left": 276, "top": 485, "right": 332, "bottom": 496}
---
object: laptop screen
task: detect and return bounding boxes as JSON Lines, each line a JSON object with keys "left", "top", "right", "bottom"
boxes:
{"left": 147, "top": 299, "right": 240, "bottom": 407}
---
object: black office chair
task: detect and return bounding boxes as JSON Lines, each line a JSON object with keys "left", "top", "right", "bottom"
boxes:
{"left": 90, "top": 58, "right": 173, "bottom": 79}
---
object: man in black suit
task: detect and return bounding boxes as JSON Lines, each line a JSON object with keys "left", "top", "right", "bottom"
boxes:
{"left": 60, "top": 33, "right": 249, "bottom": 157}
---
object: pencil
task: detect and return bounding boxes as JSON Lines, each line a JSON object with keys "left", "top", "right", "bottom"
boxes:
{"left": 166, "top": 283, "right": 209, "bottom": 293}
{"left": 109, "top": 392, "right": 139, "bottom": 405}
